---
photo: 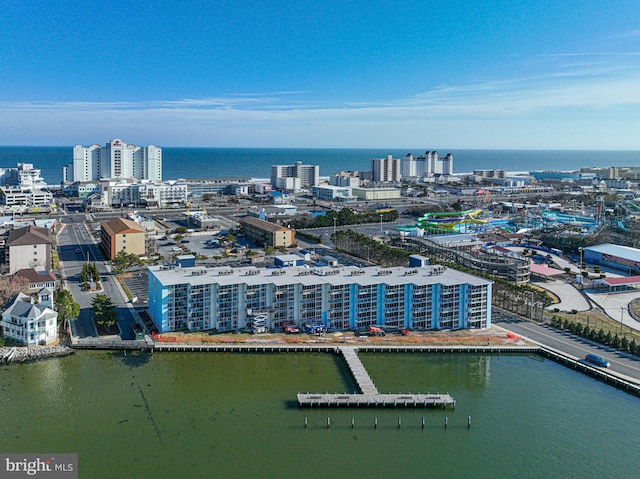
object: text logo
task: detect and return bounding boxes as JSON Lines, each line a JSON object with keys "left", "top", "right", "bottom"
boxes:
{"left": 1, "top": 454, "right": 77, "bottom": 478}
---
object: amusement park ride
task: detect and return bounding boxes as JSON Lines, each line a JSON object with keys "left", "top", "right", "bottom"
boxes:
{"left": 416, "top": 209, "right": 486, "bottom": 233}
{"left": 397, "top": 207, "right": 601, "bottom": 235}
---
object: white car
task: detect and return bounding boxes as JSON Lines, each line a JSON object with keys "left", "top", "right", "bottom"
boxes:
{"left": 171, "top": 246, "right": 182, "bottom": 252}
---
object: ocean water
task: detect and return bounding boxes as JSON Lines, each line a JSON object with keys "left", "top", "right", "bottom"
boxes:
{"left": 0, "top": 146, "right": 638, "bottom": 185}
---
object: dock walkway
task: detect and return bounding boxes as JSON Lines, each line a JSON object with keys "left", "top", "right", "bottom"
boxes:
{"left": 339, "top": 346, "right": 378, "bottom": 394}
{"left": 297, "top": 346, "right": 455, "bottom": 408}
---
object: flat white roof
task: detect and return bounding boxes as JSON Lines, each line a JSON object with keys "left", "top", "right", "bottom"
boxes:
{"left": 149, "top": 264, "right": 491, "bottom": 288}
{"left": 585, "top": 244, "right": 640, "bottom": 263}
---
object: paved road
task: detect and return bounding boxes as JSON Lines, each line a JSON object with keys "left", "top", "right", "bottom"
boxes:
{"left": 494, "top": 310, "right": 640, "bottom": 383}
{"left": 58, "top": 217, "right": 138, "bottom": 340}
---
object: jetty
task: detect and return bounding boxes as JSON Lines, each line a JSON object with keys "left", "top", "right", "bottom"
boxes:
{"left": 297, "top": 346, "right": 455, "bottom": 408}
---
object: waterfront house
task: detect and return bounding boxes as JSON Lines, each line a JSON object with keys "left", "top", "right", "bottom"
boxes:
{"left": 1, "top": 292, "right": 58, "bottom": 346}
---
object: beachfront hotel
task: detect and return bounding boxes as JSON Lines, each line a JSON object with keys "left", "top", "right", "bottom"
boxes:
{"left": 63, "top": 138, "right": 162, "bottom": 182}
{"left": 401, "top": 151, "right": 454, "bottom": 179}
{"left": 147, "top": 263, "right": 492, "bottom": 333}
{"left": 270, "top": 161, "right": 319, "bottom": 190}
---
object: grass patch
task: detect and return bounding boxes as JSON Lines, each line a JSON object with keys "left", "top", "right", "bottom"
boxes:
{"left": 551, "top": 308, "right": 640, "bottom": 343}
{"left": 117, "top": 276, "right": 133, "bottom": 301}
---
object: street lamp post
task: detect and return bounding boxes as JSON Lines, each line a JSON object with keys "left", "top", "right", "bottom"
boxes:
{"left": 620, "top": 307, "right": 625, "bottom": 335}
{"left": 379, "top": 214, "right": 383, "bottom": 234}
{"left": 530, "top": 291, "right": 535, "bottom": 321}
{"left": 333, "top": 217, "right": 337, "bottom": 235}
{"left": 578, "top": 247, "right": 583, "bottom": 272}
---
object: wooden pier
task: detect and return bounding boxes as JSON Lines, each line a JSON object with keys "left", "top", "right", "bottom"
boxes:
{"left": 297, "top": 392, "right": 455, "bottom": 408}
{"left": 297, "top": 346, "right": 456, "bottom": 408}
{"left": 340, "top": 346, "right": 378, "bottom": 394}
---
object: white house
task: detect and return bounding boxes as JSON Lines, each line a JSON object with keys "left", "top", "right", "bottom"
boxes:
{"left": 1, "top": 292, "right": 58, "bottom": 346}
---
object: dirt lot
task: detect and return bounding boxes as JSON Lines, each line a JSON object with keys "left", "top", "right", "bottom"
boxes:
{"left": 155, "top": 326, "right": 528, "bottom": 346}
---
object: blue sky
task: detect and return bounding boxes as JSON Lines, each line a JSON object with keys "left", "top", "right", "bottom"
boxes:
{"left": 1, "top": 0, "right": 640, "bottom": 148}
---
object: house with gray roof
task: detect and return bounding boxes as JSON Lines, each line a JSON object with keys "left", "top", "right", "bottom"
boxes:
{"left": 1, "top": 292, "right": 58, "bottom": 345}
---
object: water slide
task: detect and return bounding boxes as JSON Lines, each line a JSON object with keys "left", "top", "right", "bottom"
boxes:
{"left": 416, "top": 209, "right": 486, "bottom": 232}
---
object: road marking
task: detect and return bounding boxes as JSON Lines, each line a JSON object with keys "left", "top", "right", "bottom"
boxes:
{"left": 500, "top": 319, "right": 640, "bottom": 375}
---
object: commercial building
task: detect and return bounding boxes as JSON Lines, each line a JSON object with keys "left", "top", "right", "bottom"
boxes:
{"left": 62, "top": 181, "right": 100, "bottom": 198}
{"left": 181, "top": 177, "right": 252, "bottom": 199}
{"left": 310, "top": 185, "right": 354, "bottom": 201}
{"left": 1, "top": 292, "right": 58, "bottom": 346}
{"left": 1, "top": 187, "right": 54, "bottom": 208}
{"left": 351, "top": 187, "right": 401, "bottom": 201}
{"left": 100, "top": 217, "right": 146, "bottom": 259}
{"left": 5, "top": 225, "right": 52, "bottom": 274}
{"left": 240, "top": 216, "right": 295, "bottom": 248}
{"left": 147, "top": 264, "right": 491, "bottom": 333}
{"left": 583, "top": 244, "right": 640, "bottom": 274}
{"left": 245, "top": 205, "right": 298, "bottom": 219}
{"left": 270, "top": 161, "right": 319, "bottom": 190}
{"left": 63, "top": 138, "right": 162, "bottom": 182}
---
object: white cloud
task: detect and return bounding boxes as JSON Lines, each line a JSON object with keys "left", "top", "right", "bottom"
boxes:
{"left": 1, "top": 63, "right": 640, "bottom": 148}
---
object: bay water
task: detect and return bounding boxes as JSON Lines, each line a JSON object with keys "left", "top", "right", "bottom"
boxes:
{"left": 1, "top": 351, "right": 638, "bottom": 478}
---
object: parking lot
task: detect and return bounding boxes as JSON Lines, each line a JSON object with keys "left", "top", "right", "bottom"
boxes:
{"left": 120, "top": 269, "right": 149, "bottom": 303}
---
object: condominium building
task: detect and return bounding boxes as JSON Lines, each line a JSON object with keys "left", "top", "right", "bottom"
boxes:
{"left": 240, "top": 216, "right": 295, "bottom": 247}
{"left": 100, "top": 217, "right": 146, "bottom": 259}
{"left": 371, "top": 155, "right": 401, "bottom": 182}
{"left": 330, "top": 171, "right": 361, "bottom": 188}
{"left": 0, "top": 163, "right": 53, "bottom": 208}
{"left": 63, "top": 138, "right": 162, "bottom": 182}
{"left": 0, "top": 163, "right": 47, "bottom": 188}
{"left": 147, "top": 264, "right": 491, "bottom": 333}
{"left": 270, "top": 161, "right": 319, "bottom": 190}
{"left": 401, "top": 151, "right": 454, "bottom": 179}
{"left": 99, "top": 179, "right": 187, "bottom": 208}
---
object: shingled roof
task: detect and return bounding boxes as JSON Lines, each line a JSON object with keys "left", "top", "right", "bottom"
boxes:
{"left": 14, "top": 268, "right": 56, "bottom": 284}
{"left": 101, "top": 217, "right": 146, "bottom": 235}
{"left": 240, "top": 216, "right": 289, "bottom": 232}
{"left": 6, "top": 225, "right": 52, "bottom": 246}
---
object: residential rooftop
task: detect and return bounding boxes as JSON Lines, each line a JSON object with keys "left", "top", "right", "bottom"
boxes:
{"left": 149, "top": 264, "right": 491, "bottom": 288}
